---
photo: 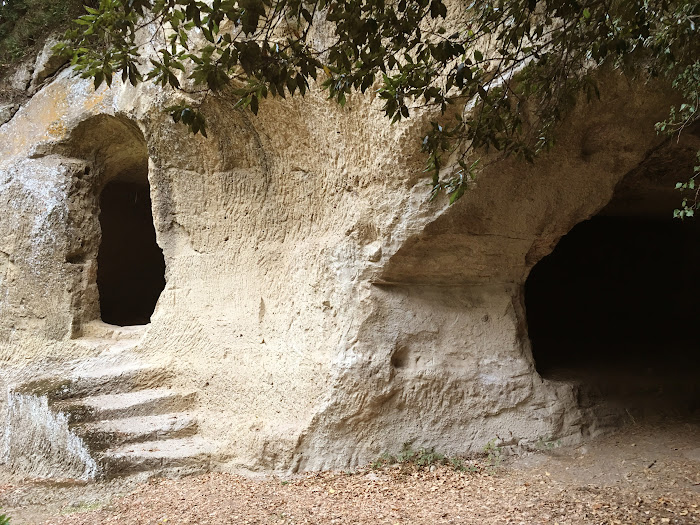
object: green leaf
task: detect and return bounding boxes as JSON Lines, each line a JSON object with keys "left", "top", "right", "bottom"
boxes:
{"left": 301, "top": 8, "right": 312, "bottom": 24}
{"left": 93, "top": 72, "right": 104, "bottom": 89}
{"left": 250, "top": 94, "right": 259, "bottom": 114}
{"left": 449, "top": 184, "right": 465, "bottom": 204}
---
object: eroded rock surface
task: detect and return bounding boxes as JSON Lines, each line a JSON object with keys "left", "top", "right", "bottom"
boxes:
{"left": 0, "top": 54, "right": 686, "bottom": 479}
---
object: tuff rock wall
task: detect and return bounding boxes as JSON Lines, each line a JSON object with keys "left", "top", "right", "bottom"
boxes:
{"left": 0, "top": 43, "right": 675, "bottom": 475}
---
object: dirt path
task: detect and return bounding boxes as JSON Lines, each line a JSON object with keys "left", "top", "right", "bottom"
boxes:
{"left": 1, "top": 422, "right": 698, "bottom": 524}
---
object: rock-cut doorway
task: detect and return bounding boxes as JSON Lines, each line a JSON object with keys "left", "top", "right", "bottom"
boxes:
{"left": 97, "top": 174, "right": 165, "bottom": 326}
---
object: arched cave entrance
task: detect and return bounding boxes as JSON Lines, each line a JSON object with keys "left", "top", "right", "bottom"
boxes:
{"left": 60, "top": 115, "right": 166, "bottom": 332}
{"left": 525, "top": 130, "right": 700, "bottom": 420}
{"left": 525, "top": 206, "right": 700, "bottom": 418}
{"left": 97, "top": 174, "right": 166, "bottom": 326}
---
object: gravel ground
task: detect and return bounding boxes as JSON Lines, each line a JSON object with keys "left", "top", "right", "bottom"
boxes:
{"left": 1, "top": 422, "right": 698, "bottom": 524}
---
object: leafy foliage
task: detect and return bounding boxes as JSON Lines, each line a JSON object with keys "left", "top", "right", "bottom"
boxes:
{"left": 60, "top": 0, "right": 699, "bottom": 204}
{"left": 0, "top": 0, "right": 83, "bottom": 70}
{"left": 0, "top": 508, "right": 10, "bottom": 525}
{"left": 673, "top": 151, "right": 700, "bottom": 219}
{"left": 661, "top": 62, "right": 700, "bottom": 218}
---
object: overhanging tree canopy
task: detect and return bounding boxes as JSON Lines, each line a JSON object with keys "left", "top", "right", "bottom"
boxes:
{"left": 58, "top": 0, "right": 699, "bottom": 207}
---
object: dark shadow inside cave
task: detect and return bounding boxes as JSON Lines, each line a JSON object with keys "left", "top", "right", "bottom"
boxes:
{"left": 525, "top": 215, "right": 700, "bottom": 417}
{"left": 97, "top": 178, "right": 165, "bottom": 326}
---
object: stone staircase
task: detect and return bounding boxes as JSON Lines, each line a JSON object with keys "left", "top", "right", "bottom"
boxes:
{"left": 4, "top": 323, "right": 217, "bottom": 481}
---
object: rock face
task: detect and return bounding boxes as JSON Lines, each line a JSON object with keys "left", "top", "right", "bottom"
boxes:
{"left": 29, "top": 36, "right": 69, "bottom": 93}
{"left": 0, "top": 56, "right": 682, "bottom": 478}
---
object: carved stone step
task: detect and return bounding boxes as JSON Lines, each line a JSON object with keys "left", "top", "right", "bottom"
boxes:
{"left": 53, "top": 389, "right": 197, "bottom": 424}
{"left": 100, "top": 436, "right": 218, "bottom": 479}
{"left": 79, "top": 320, "right": 148, "bottom": 341}
{"left": 75, "top": 412, "right": 198, "bottom": 452}
{"left": 4, "top": 347, "right": 214, "bottom": 482}
{"left": 14, "top": 362, "right": 171, "bottom": 402}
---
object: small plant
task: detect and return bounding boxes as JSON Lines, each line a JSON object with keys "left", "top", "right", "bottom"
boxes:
{"left": 396, "top": 443, "right": 446, "bottom": 467}
{"left": 394, "top": 443, "right": 447, "bottom": 468}
{"left": 0, "top": 507, "right": 11, "bottom": 525}
{"left": 416, "top": 448, "right": 446, "bottom": 467}
{"left": 484, "top": 439, "right": 503, "bottom": 468}
{"left": 371, "top": 451, "right": 395, "bottom": 469}
{"left": 535, "top": 436, "right": 561, "bottom": 451}
{"left": 371, "top": 443, "right": 478, "bottom": 472}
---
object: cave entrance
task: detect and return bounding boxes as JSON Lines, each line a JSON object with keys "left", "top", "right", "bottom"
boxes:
{"left": 525, "top": 214, "right": 700, "bottom": 417}
{"left": 97, "top": 175, "right": 165, "bottom": 326}
{"left": 524, "top": 127, "right": 700, "bottom": 421}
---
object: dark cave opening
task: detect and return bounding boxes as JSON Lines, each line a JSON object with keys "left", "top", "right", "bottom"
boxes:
{"left": 97, "top": 179, "right": 166, "bottom": 326}
{"left": 525, "top": 215, "right": 700, "bottom": 415}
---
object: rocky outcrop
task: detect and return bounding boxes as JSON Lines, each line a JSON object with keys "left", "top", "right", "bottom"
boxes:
{"left": 29, "top": 36, "right": 69, "bottom": 93}
{"left": 0, "top": 50, "right": 681, "bottom": 479}
{"left": 0, "top": 104, "right": 17, "bottom": 125}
